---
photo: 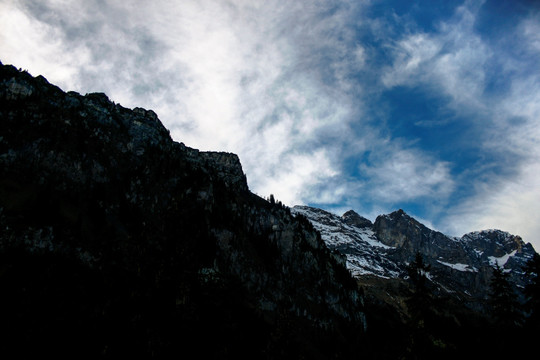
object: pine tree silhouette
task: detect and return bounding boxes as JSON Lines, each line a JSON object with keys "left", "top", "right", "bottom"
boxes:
{"left": 489, "top": 263, "right": 521, "bottom": 328}
{"left": 404, "top": 252, "right": 438, "bottom": 359}
{"left": 523, "top": 253, "right": 540, "bottom": 330}
{"left": 406, "top": 252, "right": 432, "bottom": 327}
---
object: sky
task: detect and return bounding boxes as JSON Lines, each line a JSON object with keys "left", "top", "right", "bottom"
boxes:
{"left": 1, "top": 0, "right": 539, "bottom": 250}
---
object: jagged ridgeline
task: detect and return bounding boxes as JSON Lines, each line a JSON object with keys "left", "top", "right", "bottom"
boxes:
{"left": 293, "top": 205, "right": 540, "bottom": 358}
{"left": 293, "top": 205, "right": 537, "bottom": 311}
{"left": 0, "top": 63, "right": 365, "bottom": 358}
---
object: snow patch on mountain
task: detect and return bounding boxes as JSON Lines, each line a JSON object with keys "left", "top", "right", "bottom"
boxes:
{"left": 292, "top": 205, "right": 400, "bottom": 278}
{"left": 437, "top": 260, "right": 478, "bottom": 272}
{"left": 488, "top": 250, "right": 517, "bottom": 267}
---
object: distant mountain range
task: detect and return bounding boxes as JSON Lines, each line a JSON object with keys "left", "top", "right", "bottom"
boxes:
{"left": 292, "top": 205, "right": 537, "bottom": 311}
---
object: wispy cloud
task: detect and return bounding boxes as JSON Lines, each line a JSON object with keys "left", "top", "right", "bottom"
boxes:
{"left": 382, "top": 1, "right": 490, "bottom": 112}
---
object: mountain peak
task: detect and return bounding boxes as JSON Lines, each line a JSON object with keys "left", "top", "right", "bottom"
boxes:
{"left": 383, "top": 208, "right": 409, "bottom": 220}
{"left": 342, "top": 210, "right": 373, "bottom": 228}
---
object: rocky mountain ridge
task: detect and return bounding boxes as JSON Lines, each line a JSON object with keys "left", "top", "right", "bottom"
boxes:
{"left": 292, "top": 205, "right": 537, "bottom": 310}
{"left": 0, "top": 62, "right": 364, "bottom": 358}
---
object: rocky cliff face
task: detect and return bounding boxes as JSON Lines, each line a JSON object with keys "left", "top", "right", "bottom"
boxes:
{"left": 0, "top": 63, "right": 365, "bottom": 359}
{"left": 293, "top": 205, "right": 537, "bottom": 311}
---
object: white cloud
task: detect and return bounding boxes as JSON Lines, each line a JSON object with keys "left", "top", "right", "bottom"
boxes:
{"left": 361, "top": 148, "right": 454, "bottom": 203}
{"left": 0, "top": 2, "right": 91, "bottom": 89}
{"left": 382, "top": 33, "right": 442, "bottom": 87}
{"left": 250, "top": 149, "right": 339, "bottom": 206}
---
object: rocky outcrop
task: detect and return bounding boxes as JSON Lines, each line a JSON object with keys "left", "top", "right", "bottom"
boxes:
{"left": 0, "top": 63, "right": 365, "bottom": 359}
{"left": 373, "top": 210, "right": 463, "bottom": 259}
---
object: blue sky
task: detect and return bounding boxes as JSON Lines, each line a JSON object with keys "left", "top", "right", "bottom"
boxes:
{"left": 1, "top": 0, "right": 539, "bottom": 250}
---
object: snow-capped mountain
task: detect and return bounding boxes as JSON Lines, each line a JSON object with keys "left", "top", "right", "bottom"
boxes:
{"left": 291, "top": 206, "right": 400, "bottom": 278}
{"left": 292, "top": 205, "right": 537, "bottom": 308}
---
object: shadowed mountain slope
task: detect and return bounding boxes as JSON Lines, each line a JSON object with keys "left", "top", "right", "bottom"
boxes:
{"left": 0, "top": 63, "right": 365, "bottom": 359}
